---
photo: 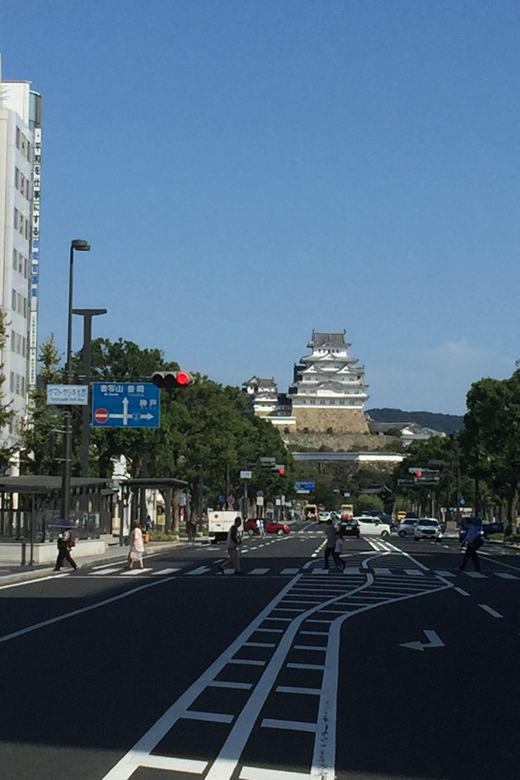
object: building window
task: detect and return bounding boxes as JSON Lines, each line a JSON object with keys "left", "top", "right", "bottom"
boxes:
{"left": 12, "top": 248, "right": 17, "bottom": 270}
{"left": 24, "top": 258, "right": 28, "bottom": 278}
{"left": 10, "top": 372, "right": 14, "bottom": 393}
{"left": 15, "top": 168, "right": 20, "bottom": 189}
{"left": 11, "top": 290, "right": 16, "bottom": 310}
{"left": 15, "top": 374, "right": 20, "bottom": 395}
{"left": 21, "top": 376, "right": 25, "bottom": 395}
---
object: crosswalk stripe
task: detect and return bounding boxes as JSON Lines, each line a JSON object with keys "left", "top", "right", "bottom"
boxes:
{"left": 404, "top": 569, "right": 424, "bottom": 576}
{"left": 249, "top": 568, "right": 270, "bottom": 575}
{"left": 495, "top": 572, "right": 519, "bottom": 579}
{"left": 312, "top": 569, "right": 330, "bottom": 575}
{"left": 120, "top": 568, "right": 153, "bottom": 576}
{"left": 185, "top": 566, "right": 211, "bottom": 576}
{"left": 371, "top": 567, "right": 392, "bottom": 575}
{"left": 434, "top": 570, "right": 456, "bottom": 577}
{"left": 344, "top": 567, "right": 362, "bottom": 574}
{"left": 464, "top": 572, "right": 487, "bottom": 578}
{"left": 281, "top": 568, "right": 300, "bottom": 575}
{"left": 89, "top": 568, "right": 122, "bottom": 575}
{"left": 152, "top": 568, "right": 181, "bottom": 576}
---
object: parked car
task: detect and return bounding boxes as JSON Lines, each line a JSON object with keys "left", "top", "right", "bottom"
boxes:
{"left": 337, "top": 519, "right": 360, "bottom": 539}
{"left": 398, "top": 518, "right": 419, "bottom": 537}
{"left": 414, "top": 518, "right": 443, "bottom": 541}
{"left": 483, "top": 521, "right": 504, "bottom": 537}
{"left": 353, "top": 516, "right": 391, "bottom": 537}
{"left": 244, "top": 518, "right": 290, "bottom": 536}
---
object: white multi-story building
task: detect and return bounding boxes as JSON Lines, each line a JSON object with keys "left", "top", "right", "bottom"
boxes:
{"left": 289, "top": 331, "right": 369, "bottom": 432}
{"left": 0, "top": 54, "right": 42, "bottom": 451}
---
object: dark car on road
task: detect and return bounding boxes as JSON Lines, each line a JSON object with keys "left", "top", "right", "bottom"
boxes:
{"left": 338, "top": 519, "right": 360, "bottom": 539}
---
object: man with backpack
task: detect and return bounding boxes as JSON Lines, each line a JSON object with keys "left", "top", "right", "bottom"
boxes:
{"left": 53, "top": 527, "right": 79, "bottom": 571}
{"left": 459, "top": 516, "right": 483, "bottom": 572}
{"left": 218, "top": 517, "right": 243, "bottom": 575}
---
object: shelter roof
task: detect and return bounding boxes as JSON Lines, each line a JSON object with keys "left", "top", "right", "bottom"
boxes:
{"left": 0, "top": 476, "right": 111, "bottom": 494}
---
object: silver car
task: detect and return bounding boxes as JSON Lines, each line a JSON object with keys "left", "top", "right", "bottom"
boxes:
{"left": 397, "top": 518, "right": 419, "bottom": 537}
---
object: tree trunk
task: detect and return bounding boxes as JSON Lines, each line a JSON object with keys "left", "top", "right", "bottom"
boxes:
{"left": 190, "top": 479, "right": 199, "bottom": 524}
{"left": 164, "top": 487, "right": 172, "bottom": 534}
{"left": 172, "top": 489, "right": 179, "bottom": 537}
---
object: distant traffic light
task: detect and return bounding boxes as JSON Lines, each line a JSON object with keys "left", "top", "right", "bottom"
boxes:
{"left": 275, "top": 464, "right": 285, "bottom": 475}
{"left": 152, "top": 371, "right": 192, "bottom": 389}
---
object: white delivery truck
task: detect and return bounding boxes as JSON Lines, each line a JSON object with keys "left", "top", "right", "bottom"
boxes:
{"left": 208, "top": 510, "right": 241, "bottom": 542}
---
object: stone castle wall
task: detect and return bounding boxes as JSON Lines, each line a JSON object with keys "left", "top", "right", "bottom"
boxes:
{"left": 292, "top": 407, "right": 369, "bottom": 434}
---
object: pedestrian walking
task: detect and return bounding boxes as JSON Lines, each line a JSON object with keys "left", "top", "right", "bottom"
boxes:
{"left": 323, "top": 519, "right": 336, "bottom": 570}
{"left": 256, "top": 517, "right": 265, "bottom": 537}
{"left": 53, "top": 528, "right": 79, "bottom": 571}
{"left": 186, "top": 516, "right": 197, "bottom": 543}
{"left": 127, "top": 521, "right": 145, "bottom": 570}
{"left": 145, "top": 514, "right": 153, "bottom": 532}
{"left": 218, "top": 517, "right": 243, "bottom": 575}
{"left": 459, "top": 516, "right": 483, "bottom": 572}
{"left": 332, "top": 532, "right": 346, "bottom": 571}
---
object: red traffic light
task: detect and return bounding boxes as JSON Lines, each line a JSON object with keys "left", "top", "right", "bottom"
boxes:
{"left": 415, "top": 471, "right": 422, "bottom": 478}
{"left": 152, "top": 371, "right": 192, "bottom": 389}
{"left": 175, "top": 371, "right": 191, "bottom": 386}
{"left": 276, "top": 465, "right": 285, "bottom": 475}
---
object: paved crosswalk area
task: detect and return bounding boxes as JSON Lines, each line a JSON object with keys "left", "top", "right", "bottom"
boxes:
{"left": 73, "top": 561, "right": 520, "bottom": 580}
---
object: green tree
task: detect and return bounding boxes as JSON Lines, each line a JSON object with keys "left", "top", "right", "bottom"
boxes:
{"left": 21, "top": 335, "right": 63, "bottom": 474}
{"left": 354, "top": 494, "right": 383, "bottom": 515}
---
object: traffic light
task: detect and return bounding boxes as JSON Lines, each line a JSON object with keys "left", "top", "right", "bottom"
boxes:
{"left": 152, "top": 371, "right": 192, "bottom": 389}
{"left": 275, "top": 464, "right": 285, "bottom": 475}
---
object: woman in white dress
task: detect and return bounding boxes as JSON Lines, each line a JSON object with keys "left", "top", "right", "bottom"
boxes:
{"left": 127, "top": 521, "right": 145, "bottom": 570}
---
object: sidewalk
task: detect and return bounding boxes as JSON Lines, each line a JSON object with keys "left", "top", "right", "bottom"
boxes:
{"left": 0, "top": 538, "right": 206, "bottom": 587}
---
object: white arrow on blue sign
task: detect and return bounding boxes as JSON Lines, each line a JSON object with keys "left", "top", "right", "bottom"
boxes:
{"left": 91, "top": 382, "right": 160, "bottom": 428}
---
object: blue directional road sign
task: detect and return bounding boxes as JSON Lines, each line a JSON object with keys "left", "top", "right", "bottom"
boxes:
{"left": 295, "top": 481, "right": 316, "bottom": 492}
{"left": 92, "top": 382, "right": 160, "bottom": 428}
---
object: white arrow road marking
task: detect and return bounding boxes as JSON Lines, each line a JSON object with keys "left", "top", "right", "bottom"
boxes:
{"left": 400, "top": 630, "right": 445, "bottom": 651}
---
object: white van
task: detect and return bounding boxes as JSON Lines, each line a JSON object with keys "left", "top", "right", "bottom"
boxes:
{"left": 353, "top": 516, "right": 391, "bottom": 537}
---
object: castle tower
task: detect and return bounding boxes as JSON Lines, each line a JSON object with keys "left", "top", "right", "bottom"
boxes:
{"left": 289, "top": 330, "right": 369, "bottom": 433}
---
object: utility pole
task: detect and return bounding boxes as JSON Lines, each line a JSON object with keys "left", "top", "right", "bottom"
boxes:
{"left": 73, "top": 308, "right": 107, "bottom": 477}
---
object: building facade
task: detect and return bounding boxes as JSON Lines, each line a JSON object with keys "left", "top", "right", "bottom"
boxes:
{"left": 244, "top": 330, "right": 369, "bottom": 433}
{"left": 0, "top": 55, "right": 42, "bottom": 451}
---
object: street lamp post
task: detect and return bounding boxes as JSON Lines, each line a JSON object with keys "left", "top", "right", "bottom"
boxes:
{"left": 60, "top": 239, "right": 90, "bottom": 522}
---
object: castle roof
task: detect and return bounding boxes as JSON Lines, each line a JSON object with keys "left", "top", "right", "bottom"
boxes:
{"left": 308, "top": 330, "right": 349, "bottom": 349}
{"left": 243, "top": 376, "right": 277, "bottom": 389}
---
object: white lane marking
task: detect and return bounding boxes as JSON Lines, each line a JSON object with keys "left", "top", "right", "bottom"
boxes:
{"left": 293, "top": 645, "right": 326, "bottom": 652}
{"left": 244, "top": 641, "right": 275, "bottom": 648}
{"left": 93, "top": 562, "right": 125, "bottom": 570}
{"left": 249, "top": 569, "right": 270, "bottom": 575}
{"left": 208, "top": 681, "right": 252, "bottom": 690}
{"left": 286, "top": 663, "right": 325, "bottom": 670}
{"left": 182, "top": 711, "right": 234, "bottom": 724}
{"left": 89, "top": 568, "right": 122, "bottom": 576}
{"left": 383, "top": 540, "right": 430, "bottom": 571}
{"left": 0, "top": 573, "right": 179, "bottom": 646}
{"left": 463, "top": 572, "right": 487, "bottom": 578}
{"left": 434, "top": 570, "right": 456, "bottom": 577}
{"left": 265, "top": 617, "right": 292, "bottom": 622}
{"left": 480, "top": 553, "right": 520, "bottom": 572}
{"left": 312, "top": 569, "right": 330, "bottom": 576}
{"left": 479, "top": 604, "right": 503, "bottom": 618}
{"left": 0, "top": 573, "right": 70, "bottom": 592}
{"left": 120, "top": 568, "right": 153, "bottom": 576}
{"left": 152, "top": 568, "right": 181, "bottom": 576}
{"left": 443, "top": 545, "right": 450, "bottom": 549}
{"left": 281, "top": 568, "right": 300, "bottom": 575}
{"left": 276, "top": 686, "right": 321, "bottom": 696}
{"left": 101, "top": 574, "right": 303, "bottom": 780}
{"left": 240, "top": 766, "right": 309, "bottom": 780}
{"left": 186, "top": 566, "right": 211, "bottom": 576}
{"left": 255, "top": 628, "right": 283, "bottom": 634}
{"left": 454, "top": 587, "right": 470, "bottom": 596}
{"left": 399, "top": 630, "right": 444, "bottom": 651}
{"left": 300, "top": 631, "right": 329, "bottom": 636}
{"left": 371, "top": 568, "right": 392, "bottom": 575}
{"left": 228, "top": 659, "right": 265, "bottom": 667}
{"left": 261, "top": 718, "right": 316, "bottom": 732}
{"left": 272, "top": 607, "right": 306, "bottom": 613}
{"left": 495, "top": 572, "right": 519, "bottom": 579}
{"left": 140, "top": 755, "right": 208, "bottom": 774}
{"left": 404, "top": 569, "right": 424, "bottom": 577}
{"left": 213, "top": 559, "right": 225, "bottom": 565}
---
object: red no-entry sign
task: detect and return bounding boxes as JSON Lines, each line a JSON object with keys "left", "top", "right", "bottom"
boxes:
{"left": 94, "top": 408, "right": 109, "bottom": 424}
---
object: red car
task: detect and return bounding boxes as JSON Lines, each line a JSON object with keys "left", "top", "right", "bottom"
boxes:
{"left": 244, "top": 518, "right": 291, "bottom": 536}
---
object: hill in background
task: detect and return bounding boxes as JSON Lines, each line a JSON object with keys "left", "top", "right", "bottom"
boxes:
{"left": 366, "top": 408, "right": 463, "bottom": 435}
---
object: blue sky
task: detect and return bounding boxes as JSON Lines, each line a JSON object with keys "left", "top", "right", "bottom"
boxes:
{"left": 2, "top": 0, "right": 519, "bottom": 414}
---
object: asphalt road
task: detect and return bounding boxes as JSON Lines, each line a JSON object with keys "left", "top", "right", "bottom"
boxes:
{"left": 1, "top": 523, "right": 520, "bottom": 780}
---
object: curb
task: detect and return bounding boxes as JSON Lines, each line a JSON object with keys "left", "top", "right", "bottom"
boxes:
{"left": 0, "top": 541, "right": 184, "bottom": 588}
